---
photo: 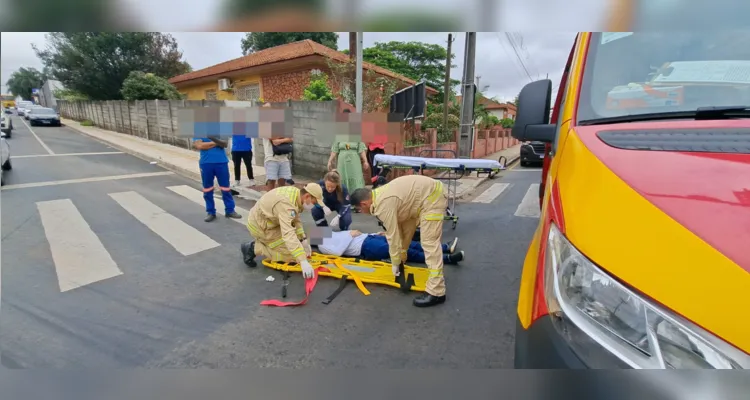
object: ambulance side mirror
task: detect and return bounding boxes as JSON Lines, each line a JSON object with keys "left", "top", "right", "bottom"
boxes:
{"left": 512, "top": 79, "right": 556, "bottom": 143}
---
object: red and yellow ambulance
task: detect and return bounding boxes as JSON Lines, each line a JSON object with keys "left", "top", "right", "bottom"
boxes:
{"left": 512, "top": 32, "right": 750, "bottom": 369}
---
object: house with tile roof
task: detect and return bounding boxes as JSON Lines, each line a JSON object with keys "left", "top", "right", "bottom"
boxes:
{"left": 168, "top": 39, "right": 439, "bottom": 105}
{"left": 455, "top": 94, "right": 517, "bottom": 121}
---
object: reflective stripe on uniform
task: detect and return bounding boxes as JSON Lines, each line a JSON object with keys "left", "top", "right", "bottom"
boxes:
{"left": 202, "top": 186, "right": 214, "bottom": 192}
{"left": 372, "top": 184, "right": 387, "bottom": 207}
{"left": 291, "top": 247, "right": 305, "bottom": 259}
{"left": 423, "top": 213, "right": 444, "bottom": 221}
{"left": 427, "top": 181, "right": 443, "bottom": 203}
{"left": 276, "top": 186, "right": 300, "bottom": 205}
{"left": 269, "top": 238, "right": 285, "bottom": 248}
{"left": 429, "top": 269, "right": 443, "bottom": 278}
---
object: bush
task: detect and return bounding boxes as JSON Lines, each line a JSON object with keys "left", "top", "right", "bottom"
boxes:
{"left": 80, "top": 119, "right": 94, "bottom": 126}
{"left": 120, "top": 71, "right": 183, "bottom": 101}
{"left": 500, "top": 117, "right": 514, "bottom": 129}
{"left": 302, "top": 70, "right": 334, "bottom": 101}
{"left": 482, "top": 115, "right": 500, "bottom": 129}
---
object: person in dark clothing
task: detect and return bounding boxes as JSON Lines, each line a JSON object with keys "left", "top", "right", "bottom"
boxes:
{"left": 311, "top": 170, "right": 353, "bottom": 231}
{"left": 316, "top": 230, "right": 464, "bottom": 265}
{"left": 231, "top": 133, "right": 254, "bottom": 187}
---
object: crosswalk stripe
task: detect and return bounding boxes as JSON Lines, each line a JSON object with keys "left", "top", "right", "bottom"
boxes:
{"left": 109, "top": 191, "right": 220, "bottom": 256}
{"left": 36, "top": 199, "right": 123, "bottom": 292}
{"left": 515, "top": 184, "right": 541, "bottom": 218}
{"left": 166, "top": 185, "right": 249, "bottom": 225}
{"left": 471, "top": 182, "right": 511, "bottom": 203}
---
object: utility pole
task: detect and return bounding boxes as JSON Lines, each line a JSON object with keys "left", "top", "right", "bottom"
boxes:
{"left": 349, "top": 33, "right": 357, "bottom": 101}
{"left": 355, "top": 32, "right": 363, "bottom": 112}
{"left": 442, "top": 33, "right": 453, "bottom": 136}
{"left": 458, "top": 32, "right": 477, "bottom": 158}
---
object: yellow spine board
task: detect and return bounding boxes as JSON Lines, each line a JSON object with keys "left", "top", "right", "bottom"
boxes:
{"left": 261, "top": 253, "right": 429, "bottom": 293}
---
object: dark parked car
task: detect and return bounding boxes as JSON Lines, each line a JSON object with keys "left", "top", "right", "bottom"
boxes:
{"left": 28, "top": 107, "right": 61, "bottom": 126}
{"left": 519, "top": 141, "right": 546, "bottom": 167}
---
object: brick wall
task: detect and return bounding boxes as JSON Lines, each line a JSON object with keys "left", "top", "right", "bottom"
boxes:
{"left": 261, "top": 70, "right": 312, "bottom": 103}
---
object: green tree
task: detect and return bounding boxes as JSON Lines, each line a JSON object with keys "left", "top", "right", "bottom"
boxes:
{"left": 241, "top": 32, "right": 338, "bottom": 55}
{"left": 301, "top": 71, "right": 334, "bottom": 101}
{"left": 34, "top": 33, "right": 191, "bottom": 101}
{"left": 513, "top": 95, "right": 519, "bottom": 107}
{"left": 6, "top": 67, "right": 46, "bottom": 100}
{"left": 53, "top": 88, "right": 90, "bottom": 101}
{"left": 353, "top": 41, "right": 459, "bottom": 101}
{"left": 120, "top": 71, "right": 183, "bottom": 101}
{"left": 326, "top": 59, "right": 399, "bottom": 113}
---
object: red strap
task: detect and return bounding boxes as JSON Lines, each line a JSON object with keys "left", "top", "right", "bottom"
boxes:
{"left": 260, "top": 267, "right": 329, "bottom": 307}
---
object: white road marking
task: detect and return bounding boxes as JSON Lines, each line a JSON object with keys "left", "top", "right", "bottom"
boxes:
{"left": 36, "top": 199, "right": 123, "bottom": 292}
{"left": 109, "top": 191, "right": 220, "bottom": 256}
{"left": 471, "top": 182, "right": 511, "bottom": 203}
{"left": 166, "top": 185, "right": 249, "bottom": 225}
{"left": 0, "top": 171, "right": 174, "bottom": 190}
{"left": 13, "top": 151, "right": 124, "bottom": 159}
{"left": 19, "top": 118, "right": 54, "bottom": 155}
{"left": 515, "top": 184, "right": 541, "bottom": 218}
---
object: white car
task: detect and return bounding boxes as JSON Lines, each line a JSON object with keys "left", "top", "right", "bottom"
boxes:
{"left": 1, "top": 131, "right": 11, "bottom": 186}
{"left": 1, "top": 113, "right": 12, "bottom": 138}
{"left": 23, "top": 105, "right": 44, "bottom": 120}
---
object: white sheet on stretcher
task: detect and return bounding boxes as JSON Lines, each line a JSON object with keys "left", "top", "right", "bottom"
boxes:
{"left": 373, "top": 154, "right": 503, "bottom": 170}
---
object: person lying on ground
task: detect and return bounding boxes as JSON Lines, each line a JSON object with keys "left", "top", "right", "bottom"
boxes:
{"left": 315, "top": 229, "right": 464, "bottom": 265}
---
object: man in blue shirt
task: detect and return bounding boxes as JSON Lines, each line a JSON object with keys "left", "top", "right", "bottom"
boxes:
{"left": 231, "top": 133, "right": 255, "bottom": 188}
{"left": 193, "top": 137, "right": 242, "bottom": 222}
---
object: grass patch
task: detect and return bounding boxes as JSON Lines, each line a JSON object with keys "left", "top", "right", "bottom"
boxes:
{"left": 80, "top": 119, "right": 94, "bottom": 126}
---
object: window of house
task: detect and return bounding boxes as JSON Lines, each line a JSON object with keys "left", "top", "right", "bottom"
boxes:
{"left": 205, "top": 90, "right": 217, "bottom": 100}
{"left": 234, "top": 83, "right": 261, "bottom": 102}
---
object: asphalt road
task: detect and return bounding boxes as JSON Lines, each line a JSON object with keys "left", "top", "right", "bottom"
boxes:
{"left": 1, "top": 114, "right": 542, "bottom": 369}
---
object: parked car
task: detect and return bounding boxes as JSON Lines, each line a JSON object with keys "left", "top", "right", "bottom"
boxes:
{"left": 16, "top": 102, "right": 32, "bottom": 116}
{"left": 28, "top": 107, "right": 61, "bottom": 126}
{"left": 1, "top": 131, "right": 11, "bottom": 186}
{"left": 25, "top": 105, "right": 44, "bottom": 120}
{"left": 519, "top": 141, "right": 546, "bottom": 167}
{"left": 1, "top": 112, "right": 12, "bottom": 138}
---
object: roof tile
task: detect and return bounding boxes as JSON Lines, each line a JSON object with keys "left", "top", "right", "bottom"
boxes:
{"left": 169, "top": 39, "right": 437, "bottom": 93}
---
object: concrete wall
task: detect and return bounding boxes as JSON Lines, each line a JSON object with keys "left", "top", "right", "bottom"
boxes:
{"left": 57, "top": 99, "right": 345, "bottom": 180}
{"left": 252, "top": 100, "right": 341, "bottom": 179}
{"left": 57, "top": 99, "right": 226, "bottom": 150}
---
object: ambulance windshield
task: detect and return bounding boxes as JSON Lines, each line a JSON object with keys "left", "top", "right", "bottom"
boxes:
{"left": 577, "top": 32, "right": 750, "bottom": 124}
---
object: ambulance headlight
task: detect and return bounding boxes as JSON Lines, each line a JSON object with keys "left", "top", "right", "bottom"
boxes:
{"left": 543, "top": 224, "right": 750, "bottom": 369}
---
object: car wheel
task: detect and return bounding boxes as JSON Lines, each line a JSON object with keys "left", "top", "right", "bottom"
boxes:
{"left": 2, "top": 158, "right": 11, "bottom": 171}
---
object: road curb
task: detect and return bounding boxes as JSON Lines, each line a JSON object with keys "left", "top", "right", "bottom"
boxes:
{"left": 63, "top": 120, "right": 267, "bottom": 200}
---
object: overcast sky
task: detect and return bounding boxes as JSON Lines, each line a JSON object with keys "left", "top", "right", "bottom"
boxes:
{"left": 1, "top": 32, "right": 575, "bottom": 103}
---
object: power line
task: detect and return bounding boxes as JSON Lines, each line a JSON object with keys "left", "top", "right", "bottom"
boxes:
{"left": 494, "top": 33, "right": 527, "bottom": 82}
{"left": 505, "top": 32, "right": 533, "bottom": 82}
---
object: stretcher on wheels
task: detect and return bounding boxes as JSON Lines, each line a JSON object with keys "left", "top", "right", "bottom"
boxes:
{"left": 260, "top": 253, "right": 429, "bottom": 307}
{"left": 372, "top": 150, "right": 507, "bottom": 229}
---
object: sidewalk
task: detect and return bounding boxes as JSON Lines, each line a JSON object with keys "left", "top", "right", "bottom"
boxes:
{"left": 62, "top": 118, "right": 520, "bottom": 201}
{"left": 61, "top": 118, "right": 273, "bottom": 200}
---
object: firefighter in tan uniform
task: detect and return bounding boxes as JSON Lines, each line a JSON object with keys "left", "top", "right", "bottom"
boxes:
{"left": 350, "top": 175, "right": 449, "bottom": 307}
{"left": 240, "top": 183, "right": 324, "bottom": 279}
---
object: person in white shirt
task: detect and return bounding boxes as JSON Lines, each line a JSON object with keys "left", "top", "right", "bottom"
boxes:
{"left": 261, "top": 103, "right": 293, "bottom": 189}
{"left": 316, "top": 230, "right": 464, "bottom": 264}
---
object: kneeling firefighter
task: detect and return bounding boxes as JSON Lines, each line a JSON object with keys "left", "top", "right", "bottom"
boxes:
{"left": 350, "top": 175, "right": 449, "bottom": 308}
{"left": 241, "top": 183, "right": 324, "bottom": 279}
